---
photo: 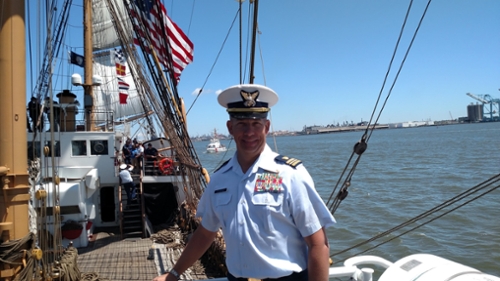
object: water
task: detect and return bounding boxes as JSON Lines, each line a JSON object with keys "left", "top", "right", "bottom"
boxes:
{"left": 192, "top": 122, "right": 500, "bottom": 276}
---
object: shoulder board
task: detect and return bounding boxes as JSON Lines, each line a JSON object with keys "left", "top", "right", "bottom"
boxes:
{"left": 274, "top": 155, "right": 302, "bottom": 168}
{"left": 214, "top": 158, "right": 231, "bottom": 173}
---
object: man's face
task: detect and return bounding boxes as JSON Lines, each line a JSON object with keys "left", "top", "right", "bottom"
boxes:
{"left": 227, "top": 117, "right": 270, "bottom": 159}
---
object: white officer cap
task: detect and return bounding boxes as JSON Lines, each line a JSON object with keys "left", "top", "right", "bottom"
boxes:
{"left": 120, "top": 164, "right": 127, "bottom": 170}
{"left": 217, "top": 84, "right": 279, "bottom": 119}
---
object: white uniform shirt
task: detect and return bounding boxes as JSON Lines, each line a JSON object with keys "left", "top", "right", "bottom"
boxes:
{"left": 119, "top": 169, "right": 133, "bottom": 184}
{"left": 197, "top": 145, "right": 336, "bottom": 279}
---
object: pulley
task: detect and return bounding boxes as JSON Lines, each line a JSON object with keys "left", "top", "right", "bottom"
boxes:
{"left": 43, "top": 146, "right": 50, "bottom": 156}
{"left": 35, "top": 189, "right": 47, "bottom": 200}
{"left": 353, "top": 138, "right": 367, "bottom": 155}
{"left": 32, "top": 248, "right": 43, "bottom": 260}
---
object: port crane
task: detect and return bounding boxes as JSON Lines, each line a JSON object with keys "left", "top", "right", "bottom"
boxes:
{"left": 466, "top": 92, "right": 500, "bottom": 121}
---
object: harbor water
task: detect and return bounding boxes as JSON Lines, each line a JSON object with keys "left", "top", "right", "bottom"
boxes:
{"left": 193, "top": 122, "right": 500, "bottom": 276}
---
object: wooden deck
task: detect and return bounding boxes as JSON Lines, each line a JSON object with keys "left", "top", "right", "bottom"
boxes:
{"left": 77, "top": 229, "right": 211, "bottom": 281}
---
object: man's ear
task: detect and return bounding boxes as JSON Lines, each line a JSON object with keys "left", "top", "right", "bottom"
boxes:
{"left": 264, "top": 119, "right": 270, "bottom": 133}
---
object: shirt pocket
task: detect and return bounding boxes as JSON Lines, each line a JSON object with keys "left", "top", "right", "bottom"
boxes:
{"left": 251, "top": 192, "right": 284, "bottom": 233}
{"left": 251, "top": 192, "right": 283, "bottom": 207}
{"left": 214, "top": 193, "right": 232, "bottom": 228}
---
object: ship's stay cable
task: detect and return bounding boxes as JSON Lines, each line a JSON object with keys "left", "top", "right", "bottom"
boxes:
{"left": 253, "top": 22, "right": 279, "bottom": 152}
{"left": 330, "top": 173, "right": 500, "bottom": 264}
{"left": 185, "top": 8, "right": 240, "bottom": 116}
{"left": 188, "top": 0, "right": 196, "bottom": 36}
{"left": 239, "top": 0, "right": 243, "bottom": 84}
{"left": 125, "top": 0, "right": 209, "bottom": 202}
{"left": 365, "top": 0, "right": 432, "bottom": 143}
{"left": 25, "top": 1, "right": 67, "bottom": 272}
{"left": 326, "top": 0, "right": 432, "bottom": 215}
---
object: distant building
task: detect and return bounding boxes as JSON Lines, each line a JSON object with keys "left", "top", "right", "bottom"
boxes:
{"left": 388, "top": 121, "right": 433, "bottom": 128}
{"left": 467, "top": 104, "right": 483, "bottom": 122}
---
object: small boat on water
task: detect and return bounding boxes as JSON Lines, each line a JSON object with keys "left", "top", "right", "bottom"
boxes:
{"left": 206, "top": 129, "right": 227, "bottom": 153}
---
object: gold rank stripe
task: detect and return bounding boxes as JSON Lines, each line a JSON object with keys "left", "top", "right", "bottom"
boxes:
{"left": 286, "top": 158, "right": 301, "bottom": 167}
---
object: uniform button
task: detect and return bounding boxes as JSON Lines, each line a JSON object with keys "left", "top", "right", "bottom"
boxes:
{"left": 239, "top": 221, "right": 244, "bottom": 225}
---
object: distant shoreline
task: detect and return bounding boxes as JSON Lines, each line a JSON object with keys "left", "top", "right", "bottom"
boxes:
{"left": 191, "top": 120, "right": 499, "bottom": 141}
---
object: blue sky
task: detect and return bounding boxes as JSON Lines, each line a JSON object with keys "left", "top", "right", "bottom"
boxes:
{"left": 32, "top": 0, "right": 500, "bottom": 137}
{"left": 172, "top": 0, "right": 500, "bottom": 136}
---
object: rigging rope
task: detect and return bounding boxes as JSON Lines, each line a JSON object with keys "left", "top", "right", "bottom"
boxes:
{"left": 326, "top": 0, "right": 433, "bottom": 215}
{"left": 185, "top": 8, "right": 240, "bottom": 116}
{"left": 331, "top": 173, "right": 500, "bottom": 263}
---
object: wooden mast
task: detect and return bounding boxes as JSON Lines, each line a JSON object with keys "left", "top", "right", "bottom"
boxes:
{"left": 248, "top": 0, "right": 259, "bottom": 84}
{"left": 84, "top": 0, "right": 94, "bottom": 130}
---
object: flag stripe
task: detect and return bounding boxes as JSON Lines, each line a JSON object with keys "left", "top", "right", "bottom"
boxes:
{"left": 130, "top": 0, "right": 193, "bottom": 83}
{"left": 117, "top": 77, "right": 130, "bottom": 91}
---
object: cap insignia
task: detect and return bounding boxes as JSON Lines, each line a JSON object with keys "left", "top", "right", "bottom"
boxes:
{"left": 240, "top": 90, "right": 259, "bottom": 107}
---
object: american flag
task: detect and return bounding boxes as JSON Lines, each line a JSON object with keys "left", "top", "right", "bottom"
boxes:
{"left": 130, "top": 0, "right": 193, "bottom": 84}
{"left": 115, "top": 49, "right": 127, "bottom": 76}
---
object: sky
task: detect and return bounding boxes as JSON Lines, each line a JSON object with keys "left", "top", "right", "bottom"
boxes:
{"left": 27, "top": 0, "right": 500, "bottom": 137}
{"left": 172, "top": 0, "right": 500, "bottom": 136}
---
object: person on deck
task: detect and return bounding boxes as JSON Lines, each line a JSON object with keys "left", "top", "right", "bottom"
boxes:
{"left": 119, "top": 164, "right": 136, "bottom": 206}
{"left": 122, "top": 138, "right": 133, "bottom": 164}
{"left": 27, "top": 97, "right": 43, "bottom": 132}
{"left": 153, "top": 84, "right": 335, "bottom": 281}
{"left": 44, "top": 97, "right": 61, "bottom": 132}
{"left": 144, "top": 143, "right": 159, "bottom": 174}
{"left": 135, "top": 142, "right": 144, "bottom": 173}
{"left": 144, "top": 143, "right": 159, "bottom": 160}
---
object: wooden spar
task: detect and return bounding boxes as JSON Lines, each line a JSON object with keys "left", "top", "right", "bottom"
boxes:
{"left": 84, "top": 0, "right": 94, "bottom": 130}
{"left": 0, "top": 0, "right": 30, "bottom": 244}
{"left": 181, "top": 98, "right": 187, "bottom": 132}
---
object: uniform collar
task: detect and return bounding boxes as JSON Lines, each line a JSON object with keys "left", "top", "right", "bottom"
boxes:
{"left": 251, "top": 145, "right": 280, "bottom": 174}
{"left": 219, "top": 144, "right": 280, "bottom": 175}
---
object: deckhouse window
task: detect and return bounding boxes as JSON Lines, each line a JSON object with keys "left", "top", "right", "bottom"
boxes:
{"left": 90, "top": 140, "right": 108, "bottom": 155}
{"left": 72, "top": 140, "right": 87, "bottom": 156}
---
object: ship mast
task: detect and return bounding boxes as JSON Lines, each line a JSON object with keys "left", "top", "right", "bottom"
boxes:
{"left": 84, "top": 0, "right": 94, "bottom": 130}
{"left": 0, "top": 0, "right": 30, "bottom": 243}
{"left": 248, "top": 0, "right": 259, "bottom": 84}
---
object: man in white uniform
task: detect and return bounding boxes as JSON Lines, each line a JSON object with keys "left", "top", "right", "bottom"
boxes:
{"left": 153, "top": 84, "right": 335, "bottom": 281}
{"left": 119, "top": 164, "right": 136, "bottom": 206}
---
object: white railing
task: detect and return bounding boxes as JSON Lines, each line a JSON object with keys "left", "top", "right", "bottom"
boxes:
{"left": 190, "top": 256, "right": 391, "bottom": 281}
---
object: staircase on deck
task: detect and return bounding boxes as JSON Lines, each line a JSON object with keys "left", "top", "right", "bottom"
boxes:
{"left": 119, "top": 159, "right": 162, "bottom": 239}
{"left": 120, "top": 172, "right": 145, "bottom": 239}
